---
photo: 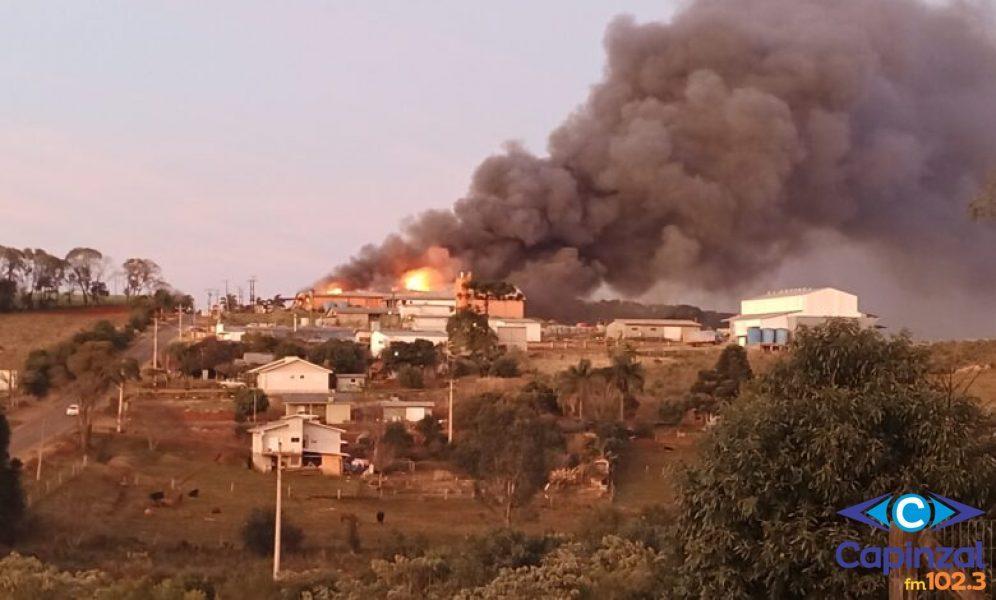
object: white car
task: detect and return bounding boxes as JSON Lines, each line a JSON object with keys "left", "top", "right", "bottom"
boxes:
{"left": 65, "top": 404, "right": 80, "bottom": 417}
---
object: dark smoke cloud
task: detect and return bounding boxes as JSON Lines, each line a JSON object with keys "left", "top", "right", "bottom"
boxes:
{"left": 323, "top": 0, "right": 996, "bottom": 318}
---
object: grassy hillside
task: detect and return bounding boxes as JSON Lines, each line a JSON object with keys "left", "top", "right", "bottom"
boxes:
{"left": 0, "top": 306, "right": 129, "bottom": 371}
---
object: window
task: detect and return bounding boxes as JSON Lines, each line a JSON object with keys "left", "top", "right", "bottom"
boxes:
{"left": 291, "top": 437, "right": 300, "bottom": 443}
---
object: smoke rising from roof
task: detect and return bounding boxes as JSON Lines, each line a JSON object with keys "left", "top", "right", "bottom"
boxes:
{"left": 322, "top": 0, "right": 996, "bottom": 321}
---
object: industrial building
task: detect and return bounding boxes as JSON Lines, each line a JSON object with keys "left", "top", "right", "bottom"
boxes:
{"left": 605, "top": 319, "right": 703, "bottom": 342}
{"left": 455, "top": 272, "right": 525, "bottom": 319}
{"left": 725, "top": 287, "right": 877, "bottom": 346}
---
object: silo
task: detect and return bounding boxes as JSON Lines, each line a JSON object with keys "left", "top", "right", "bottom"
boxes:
{"left": 747, "top": 327, "right": 762, "bottom": 345}
{"left": 761, "top": 328, "right": 776, "bottom": 344}
{"left": 775, "top": 328, "right": 790, "bottom": 346}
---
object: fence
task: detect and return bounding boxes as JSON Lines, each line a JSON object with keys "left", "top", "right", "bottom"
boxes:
{"left": 23, "top": 459, "right": 88, "bottom": 508}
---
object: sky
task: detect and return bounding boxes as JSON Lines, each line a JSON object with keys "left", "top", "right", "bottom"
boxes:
{"left": 0, "top": 1, "right": 989, "bottom": 339}
{"left": 0, "top": 1, "right": 674, "bottom": 306}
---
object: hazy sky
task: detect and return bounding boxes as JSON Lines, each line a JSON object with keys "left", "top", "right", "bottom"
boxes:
{"left": 2, "top": 1, "right": 991, "bottom": 339}
{"left": 0, "top": 1, "right": 674, "bottom": 306}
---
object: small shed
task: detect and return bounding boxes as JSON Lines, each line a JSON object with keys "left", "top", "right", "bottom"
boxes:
{"left": 335, "top": 373, "right": 367, "bottom": 393}
{"left": 381, "top": 398, "right": 435, "bottom": 423}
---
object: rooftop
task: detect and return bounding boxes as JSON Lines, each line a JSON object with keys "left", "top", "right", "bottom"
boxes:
{"left": 609, "top": 318, "right": 702, "bottom": 327}
{"left": 742, "top": 287, "right": 843, "bottom": 301}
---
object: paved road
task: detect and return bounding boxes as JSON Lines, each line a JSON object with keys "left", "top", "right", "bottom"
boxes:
{"left": 8, "top": 321, "right": 178, "bottom": 460}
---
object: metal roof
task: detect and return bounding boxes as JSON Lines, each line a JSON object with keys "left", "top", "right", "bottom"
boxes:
{"left": 723, "top": 311, "right": 801, "bottom": 322}
{"left": 609, "top": 318, "right": 702, "bottom": 327}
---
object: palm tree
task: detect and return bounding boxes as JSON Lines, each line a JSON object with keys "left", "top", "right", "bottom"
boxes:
{"left": 606, "top": 349, "right": 645, "bottom": 421}
{"left": 558, "top": 359, "right": 597, "bottom": 420}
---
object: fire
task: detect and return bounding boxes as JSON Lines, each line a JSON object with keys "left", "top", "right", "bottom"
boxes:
{"left": 402, "top": 267, "right": 441, "bottom": 292}
{"left": 324, "top": 284, "right": 344, "bottom": 295}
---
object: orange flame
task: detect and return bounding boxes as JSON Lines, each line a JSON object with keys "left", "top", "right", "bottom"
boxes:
{"left": 401, "top": 267, "right": 442, "bottom": 292}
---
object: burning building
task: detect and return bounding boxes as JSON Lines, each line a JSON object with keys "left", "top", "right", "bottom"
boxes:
{"left": 454, "top": 272, "right": 525, "bottom": 319}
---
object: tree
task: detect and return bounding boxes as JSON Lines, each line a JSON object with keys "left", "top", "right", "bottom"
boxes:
{"left": 0, "top": 413, "right": 25, "bottom": 545}
{"left": 381, "top": 421, "right": 414, "bottom": 456}
{"left": 0, "top": 280, "right": 15, "bottom": 313}
{"left": 604, "top": 348, "right": 644, "bottom": 421}
{"left": 397, "top": 364, "right": 425, "bottom": 389}
{"left": 64, "top": 247, "right": 103, "bottom": 305}
{"left": 447, "top": 309, "right": 498, "bottom": 359}
{"left": 557, "top": 359, "right": 598, "bottom": 419}
{"left": 65, "top": 341, "right": 117, "bottom": 451}
{"left": 121, "top": 258, "right": 162, "bottom": 297}
{"left": 22, "top": 349, "right": 55, "bottom": 397}
{"left": 241, "top": 508, "right": 303, "bottom": 556}
{"left": 671, "top": 321, "right": 996, "bottom": 598}
{"left": 680, "top": 344, "right": 754, "bottom": 416}
{"left": 454, "top": 397, "right": 562, "bottom": 524}
{"left": 110, "top": 357, "right": 140, "bottom": 433}
{"left": 383, "top": 340, "right": 440, "bottom": 372}
{"left": 308, "top": 339, "right": 368, "bottom": 373}
{"left": 415, "top": 415, "right": 443, "bottom": 447}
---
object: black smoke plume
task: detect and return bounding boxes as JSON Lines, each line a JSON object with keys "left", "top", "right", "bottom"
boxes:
{"left": 323, "top": 0, "right": 996, "bottom": 318}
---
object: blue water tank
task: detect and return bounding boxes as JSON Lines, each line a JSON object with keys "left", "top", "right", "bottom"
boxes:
{"left": 747, "top": 327, "right": 762, "bottom": 345}
{"left": 775, "top": 328, "right": 790, "bottom": 346}
{"left": 761, "top": 328, "right": 776, "bottom": 344}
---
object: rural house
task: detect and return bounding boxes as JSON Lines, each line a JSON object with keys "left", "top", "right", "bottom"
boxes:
{"left": 246, "top": 356, "right": 333, "bottom": 395}
{"left": 249, "top": 414, "right": 347, "bottom": 475}
{"left": 381, "top": 398, "right": 435, "bottom": 422}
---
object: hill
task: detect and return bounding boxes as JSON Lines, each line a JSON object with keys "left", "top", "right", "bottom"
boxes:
{"left": 0, "top": 306, "right": 130, "bottom": 371}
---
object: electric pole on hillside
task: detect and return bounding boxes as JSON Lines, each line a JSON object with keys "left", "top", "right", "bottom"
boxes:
{"left": 273, "top": 440, "right": 283, "bottom": 580}
{"left": 448, "top": 377, "right": 454, "bottom": 444}
{"left": 36, "top": 419, "right": 45, "bottom": 481}
{"left": 249, "top": 275, "right": 257, "bottom": 307}
{"left": 152, "top": 316, "right": 158, "bottom": 370}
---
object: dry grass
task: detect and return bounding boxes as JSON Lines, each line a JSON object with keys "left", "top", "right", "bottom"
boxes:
{"left": 0, "top": 306, "right": 129, "bottom": 370}
{"left": 16, "top": 392, "right": 611, "bottom": 578}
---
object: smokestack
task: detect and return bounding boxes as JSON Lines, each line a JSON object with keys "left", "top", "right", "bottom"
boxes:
{"left": 319, "top": 0, "right": 996, "bottom": 317}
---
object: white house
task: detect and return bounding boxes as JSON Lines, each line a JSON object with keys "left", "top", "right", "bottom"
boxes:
{"left": 381, "top": 398, "right": 435, "bottom": 422}
{"left": 370, "top": 329, "right": 449, "bottom": 357}
{"left": 249, "top": 414, "right": 347, "bottom": 475}
{"left": 725, "top": 287, "right": 877, "bottom": 346}
{"left": 605, "top": 319, "right": 703, "bottom": 342}
{"left": 488, "top": 318, "right": 542, "bottom": 343}
{"left": 214, "top": 321, "right": 247, "bottom": 342}
{"left": 246, "top": 356, "right": 333, "bottom": 395}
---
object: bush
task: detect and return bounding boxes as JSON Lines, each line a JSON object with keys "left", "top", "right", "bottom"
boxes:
{"left": 396, "top": 365, "right": 424, "bottom": 389}
{"left": 241, "top": 508, "right": 303, "bottom": 556}
{"left": 452, "top": 357, "right": 481, "bottom": 378}
{"left": 489, "top": 355, "right": 520, "bottom": 378}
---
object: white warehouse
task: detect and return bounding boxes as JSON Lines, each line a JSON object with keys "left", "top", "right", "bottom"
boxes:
{"left": 726, "top": 287, "right": 877, "bottom": 346}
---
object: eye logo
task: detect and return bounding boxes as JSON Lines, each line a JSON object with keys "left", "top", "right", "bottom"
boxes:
{"left": 838, "top": 492, "right": 984, "bottom": 533}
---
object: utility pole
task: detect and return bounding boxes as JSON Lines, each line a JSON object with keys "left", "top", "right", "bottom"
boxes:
{"left": 116, "top": 382, "right": 125, "bottom": 433}
{"left": 273, "top": 441, "right": 283, "bottom": 580}
{"left": 36, "top": 419, "right": 45, "bottom": 481}
{"left": 249, "top": 275, "right": 257, "bottom": 306}
{"left": 448, "top": 377, "right": 454, "bottom": 444}
{"left": 152, "top": 317, "right": 159, "bottom": 370}
{"left": 177, "top": 305, "right": 184, "bottom": 341}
